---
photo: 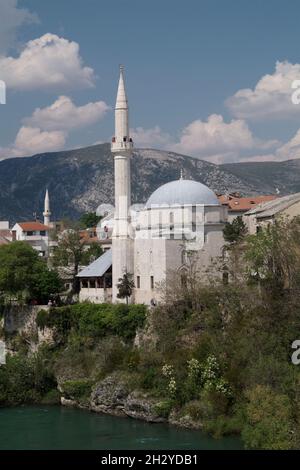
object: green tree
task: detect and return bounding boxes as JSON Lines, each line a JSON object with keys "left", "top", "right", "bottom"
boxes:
{"left": 117, "top": 272, "right": 135, "bottom": 305}
{"left": 223, "top": 216, "right": 247, "bottom": 244}
{"left": 0, "top": 242, "right": 62, "bottom": 304}
{"left": 80, "top": 242, "right": 103, "bottom": 265}
{"left": 0, "top": 241, "right": 38, "bottom": 300}
{"left": 52, "top": 231, "right": 103, "bottom": 293}
{"left": 79, "top": 212, "right": 101, "bottom": 229}
{"left": 242, "top": 385, "right": 294, "bottom": 449}
{"left": 31, "top": 269, "right": 63, "bottom": 305}
{"left": 243, "top": 218, "right": 300, "bottom": 297}
{"left": 52, "top": 230, "right": 85, "bottom": 294}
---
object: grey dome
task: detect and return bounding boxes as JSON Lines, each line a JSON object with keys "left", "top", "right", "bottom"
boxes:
{"left": 145, "top": 179, "right": 220, "bottom": 208}
{"left": 96, "top": 203, "right": 114, "bottom": 217}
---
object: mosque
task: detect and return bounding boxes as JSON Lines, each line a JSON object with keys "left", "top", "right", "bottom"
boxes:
{"left": 77, "top": 67, "right": 228, "bottom": 305}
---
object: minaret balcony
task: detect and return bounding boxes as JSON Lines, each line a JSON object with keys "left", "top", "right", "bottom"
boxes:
{"left": 111, "top": 139, "right": 133, "bottom": 153}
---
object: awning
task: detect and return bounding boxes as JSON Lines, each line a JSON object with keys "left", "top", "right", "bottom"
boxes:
{"left": 77, "top": 249, "right": 112, "bottom": 278}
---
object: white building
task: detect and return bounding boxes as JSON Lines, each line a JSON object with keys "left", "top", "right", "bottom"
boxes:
{"left": 11, "top": 190, "right": 53, "bottom": 257}
{"left": 244, "top": 192, "right": 300, "bottom": 234}
{"left": 11, "top": 221, "right": 50, "bottom": 257}
{"left": 78, "top": 67, "right": 227, "bottom": 305}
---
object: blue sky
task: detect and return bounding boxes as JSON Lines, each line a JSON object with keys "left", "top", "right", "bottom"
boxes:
{"left": 1, "top": 0, "right": 300, "bottom": 163}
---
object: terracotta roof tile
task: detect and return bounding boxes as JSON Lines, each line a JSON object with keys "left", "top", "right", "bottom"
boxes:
{"left": 218, "top": 195, "right": 277, "bottom": 212}
{"left": 17, "top": 222, "right": 49, "bottom": 231}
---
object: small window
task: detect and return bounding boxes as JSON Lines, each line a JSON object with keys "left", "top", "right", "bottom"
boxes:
{"left": 40, "top": 230, "right": 46, "bottom": 236}
{"left": 26, "top": 231, "right": 34, "bottom": 236}
{"left": 169, "top": 212, "right": 174, "bottom": 231}
{"left": 223, "top": 272, "right": 229, "bottom": 285}
{"left": 192, "top": 205, "right": 196, "bottom": 232}
{"left": 181, "top": 273, "right": 187, "bottom": 288}
{"left": 150, "top": 276, "right": 154, "bottom": 289}
{"left": 82, "top": 280, "right": 88, "bottom": 288}
{"left": 137, "top": 276, "right": 140, "bottom": 289}
{"left": 89, "top": 279, "right": 96, "bottom": 288}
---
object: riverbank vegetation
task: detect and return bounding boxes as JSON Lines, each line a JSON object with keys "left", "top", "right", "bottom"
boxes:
{"left": 1, "top": 218, "right": 300, "bottom": 449}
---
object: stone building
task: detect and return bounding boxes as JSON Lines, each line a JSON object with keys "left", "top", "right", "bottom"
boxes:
{"left": 244, "top": 192, "right": 300, "bottom": 234}
{"left": 218, "top": 194, "right": 277, "bottom": 222}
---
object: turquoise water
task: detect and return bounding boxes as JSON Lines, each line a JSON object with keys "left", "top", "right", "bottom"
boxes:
{"left": 0, "top": 406, "right": 242, "bottom": 450}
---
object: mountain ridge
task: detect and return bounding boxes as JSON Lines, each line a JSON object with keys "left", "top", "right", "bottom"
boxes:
{"left": 0, "top": 143, "right": 297, "bottom": 222}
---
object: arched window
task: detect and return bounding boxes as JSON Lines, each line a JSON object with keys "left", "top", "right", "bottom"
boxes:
{"left": 169, "top": 211, "right": 174, "bottom": 239}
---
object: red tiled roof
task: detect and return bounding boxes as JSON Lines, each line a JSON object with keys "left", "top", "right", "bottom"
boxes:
{"left": 17, "top": 222, "right": 49, "bottom": 231}
{"left": 218, "top": 195, "right": 278, "bottom": 212}
{"left": 79, "top": 228, "right": 98, "bottom": 243}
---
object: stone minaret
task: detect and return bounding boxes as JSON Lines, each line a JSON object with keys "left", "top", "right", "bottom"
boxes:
{"left": 111, "top": 65, "right": 134, "bottom": 302}
{"left": 43, "top": 189, "right": 51, "bottom": 226}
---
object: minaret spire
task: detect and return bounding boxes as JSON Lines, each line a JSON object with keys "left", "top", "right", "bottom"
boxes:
{"left": 111, "top": 66, "right": 134, "bottom": 303}
{"left": 43, "top": 189, "right": 51, "bottom": 226}
{"left": 112, "top": 65, "right": 132, "bottom": 151}
{"left": 116, "top": 65, "right": 128, "bottom": 109}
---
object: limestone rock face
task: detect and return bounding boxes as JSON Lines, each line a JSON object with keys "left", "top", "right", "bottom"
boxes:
{"left": 88, "top": 374, "right": 167, "bottom": 423}
{"left": 90, "top": 374, "right": 129, "bottom": 417}
{"left": 124, "top": 392, "right": 166, "bottom": 423}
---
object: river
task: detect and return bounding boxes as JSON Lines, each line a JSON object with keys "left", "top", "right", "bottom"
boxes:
{"left": 0, "top": 406, "right": 243, "bottom": 450}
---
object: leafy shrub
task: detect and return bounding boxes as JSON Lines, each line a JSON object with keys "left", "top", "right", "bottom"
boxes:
{"left": 36, "top": 309, "right": 49, "bottom": 330}
{"left": 181, "top": 400, "right": 203, "bottom": 421}
{"left": 139, "top": 366, "right": 159, "bottom": 390}
{"left": 41, "top": 389, "right": 61, "bottom": 405}
{"left": 36, "top": 303, "right": 147, "bottom": 342}
{"left": 242, "top": 385, "right": 294, "bottom": 450}
{"left": 153, "top": 400, "right": 174, "bottom": 418}
{"left": 61, "top": 379, "right": 92, "bottom": 401}
{"left": 123, "top": 349, "right": 140, "bottom": 370}
{"left": 0, "top": 353, "right": 58, "bottom": 405}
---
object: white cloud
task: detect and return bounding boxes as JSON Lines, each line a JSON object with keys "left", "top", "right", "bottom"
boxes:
{"left": 0, "top": 0, "right": 38, "bottom": 55}
{"left": 24, "top": 95, "right": 110, "bottom": 131}
{"left": 0, "top": 127, "right": 66, "bottom": 159}
{"left": 129, "top": 115, "right": 279, "bottom": 164}
{"left": 0, "top": 33, "right": 95, "bottom": 91}
{"left": 276, "top": 129, "right": 300, "bottom": 161}
{"left": 234, "top": 128, "right": 300, "bottom": 163}
{"left": 226, "top": 61, "right": 300, "bottom": 120}
{"left": 13, "top": 126, "right": 66, "bottom": 156}
{"left": 0, "top": 95, "right": 109, "bottom": 159}
{"left": 170, "top": 114, "right": 278, "bottom": 163}
{"left": 130, "top": 126, "right": 172, "bottom": 148}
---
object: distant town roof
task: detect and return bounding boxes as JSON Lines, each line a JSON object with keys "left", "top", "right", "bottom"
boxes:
{"left": 77, "top": 249, "right": 112, "bottom": 278}
{"left": 218, "top": 194, "right": 277, "bottom": 212}
{"left": 245, "top": 192, "right": 300, "bottom": 219}
{"left": 16, "top": 222, "right": 50, "bottom": 231}
{"left": 79, "top": 228, "right": 99, "bottom": 243}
